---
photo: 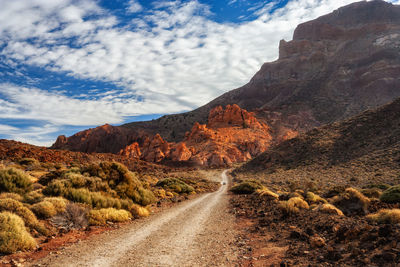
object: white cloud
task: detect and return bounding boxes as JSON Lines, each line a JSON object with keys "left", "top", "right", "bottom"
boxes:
{"left": 0, "top": 83, "right": 189, "bottom": 126}
{"left": 127, "top": 0, "right": 143, "bottom": 13}
{"left": 0, "top": 123, "right": 59, "bottom": 147}
{"left": 0, "top": 0, "right": 398, "bottom": 145}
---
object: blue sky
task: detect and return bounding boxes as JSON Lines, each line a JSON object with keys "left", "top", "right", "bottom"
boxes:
{"left": 0, "top": 0, "right": 398, "bottom": 146}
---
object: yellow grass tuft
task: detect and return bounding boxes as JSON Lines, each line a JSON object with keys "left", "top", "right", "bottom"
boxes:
{"left": 318, "top": 204, "right": 344, "bottom": 216}
{"left": 89, "top": 208, "right": 132, "bottom": 226}
{"left": 278, "top": 197, "right": 309, "bottom": 214}
{"left": 367, "top": 209, "right": 400, "bottom": 224}
{"left": 0, "top": 212, "right": 37, "bottom": 254}
{"left": 130, "top": 204, "right": 150, "bottom": 218}
{"left": 306, "top": 192, "right": 328, "bottom": 204}
{"left": 256, "top": 187, "right": 279, "bottom": 199}
{"left": 43, "top": 197, "right": 68, "bottom": 213}
{"left": 31, "top": 201, "right": 57, "bottom": 219}
{"left": 0, "top": 192, "right": 23, "bottom": 202}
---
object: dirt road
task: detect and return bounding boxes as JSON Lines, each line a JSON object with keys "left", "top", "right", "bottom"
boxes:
{"left": 30, "top": 170, "right": 238, "bottom": 267}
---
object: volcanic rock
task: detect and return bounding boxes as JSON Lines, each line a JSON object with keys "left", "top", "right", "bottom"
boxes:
{"left": 119, "top": 142, "right": 141, "bottom": 159}
{"left": 140, "top": 134, "right": 170, "bottom": 163}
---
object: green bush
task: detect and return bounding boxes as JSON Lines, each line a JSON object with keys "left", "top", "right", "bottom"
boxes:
{"left": 230, "top": 180, "right": 263, "bottom": 194}
{"left": 31, "top": 201, "right": 57, "bottom": 219}
{"left": 0, "top": 212, "right": 37, "bottom": 254}
{"left": 0, "top": 168, "right": 32, "bottom": 194}
{"left": 89, "top": 208, "right": 131, "bottom": 226}
{"left": 131, "top": 187, "right": 156, "bottom": 206}
{"left": 157, "top": 178, "right": 194, "bottom": 194}
{"left": 380, "top": 185, "right": 400, "bottom": 203}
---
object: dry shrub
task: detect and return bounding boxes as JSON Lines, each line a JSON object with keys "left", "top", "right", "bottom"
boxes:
{"left": 306, "top": 192, "right": 327, "bottom": 204}
{"left": 31, "top": 201, "right": 57, "bottom": 219}
{"left": 333, "top": 187, "right": 370, "bottom": 215}
{"left": 43, "top": 197, "right": 67, "bottom": 213}
{"left": 0, "top": 212, "right": 36, "bottom": 254}
{"left": 154, "top": 189, "right": 166, "bottom": 198}
{"left": 156, "top": 178, "right": 195, "bottom": 194}
{"left": 361, "top": 188, "right": 382, "bottom": 199}
{"left": 317, "top": 204, "right": 344, "bottom": 216}
{"left": 278, "top": 197, "right": 309, "bottom": 214}
{"left": 18, "top": 158, "right": 39, "bottom": 166}
{"left": 0, "top": 168, "right": 32, "bottom": 194}
{"left": 256, "top": 187, "right": 279, "bottom": 199}
{"left": 45, "top": 162, "right": 155, "bottom": 207}
{"left": 23, "top": 190, "right": 44, "bottom": 204}
{"left": 230, "top": 180, "right": 263, "bottom": 194}
{"left": 380, "top": 185, "right": 400, "bottom": 203}
{"left": 89, "top": 208, "right": 132, "bottom": 226}
{"left": 288, "top": 192, "right": 303, "bottom": 199}
{"left": 51, "top": 203, "right": 88, "bottom": 231}
{"left": 0, "top": 192, "right": 23, "bottom": 202}
{"left": 0, "top": 198, "right": 38, "bottom": 228}
{"left": 130, "top": 204, "right": 150, "bottom": 218}
{"left": 367, "top": 209, "right": 400, "bottom": 224}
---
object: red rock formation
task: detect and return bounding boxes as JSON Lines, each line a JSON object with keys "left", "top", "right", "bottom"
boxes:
{"left": 116, "top": 104, "right": 273, "bottom": 167}
{"left": 178, "top": 104, "right": 273, "bottom": 167}
{"left": 208, "top": 104, "right": 266, "bottom": 130}
{"left": 140, "top": 134, "right": 170, "bottom": 163}
{"left": 170, "top": 143, "right": 192, "bottom": 161}
{"left": 119, "top": 142, "right": 141, "bottom": 159}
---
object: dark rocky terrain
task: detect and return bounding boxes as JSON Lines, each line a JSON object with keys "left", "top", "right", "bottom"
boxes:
{"left": 234, "top": 96, "right": 400, "bottom": 189}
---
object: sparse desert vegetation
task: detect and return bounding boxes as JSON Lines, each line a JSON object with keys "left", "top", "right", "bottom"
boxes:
{"left": 231, "top": 176, "right": 400, "bottom": 266}
{"left": 0, "top": 156, "right": 219, "bottom": 257}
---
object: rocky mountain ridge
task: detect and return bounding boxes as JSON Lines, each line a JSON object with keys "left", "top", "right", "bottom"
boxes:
{"left": 52, "top": 0, "right": 400, "bottom": 166}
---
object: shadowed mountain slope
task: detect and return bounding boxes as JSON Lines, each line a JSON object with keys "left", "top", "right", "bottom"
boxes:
{"left": 235, "top": 97, "right": 400, "bottom": 187}
{"left": 53, "top": 0, "right": 400, "bottom": 164}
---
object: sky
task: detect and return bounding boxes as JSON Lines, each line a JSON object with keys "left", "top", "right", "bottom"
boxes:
{"left": 0, "top": 0, "right": 399, "bottom": 146}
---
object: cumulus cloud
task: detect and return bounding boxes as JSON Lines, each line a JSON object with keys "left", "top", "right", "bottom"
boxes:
{"left": 0, "top": 0, "right": 398, "bottom": 145}
{"left": 127, "top": 0, "right": 143, "bottom": 13}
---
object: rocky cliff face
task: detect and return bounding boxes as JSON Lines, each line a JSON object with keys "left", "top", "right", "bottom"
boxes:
{"left": 52, "top": 1, "right": 400, "bottom": 165}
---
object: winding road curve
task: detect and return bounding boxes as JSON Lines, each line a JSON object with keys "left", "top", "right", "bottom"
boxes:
{"left": 31, "top": 170, "right": 238, "bottom": 267}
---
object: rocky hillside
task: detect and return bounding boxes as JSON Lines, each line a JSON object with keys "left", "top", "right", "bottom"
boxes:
{"left": 235, "top": 97, "right": 400, "bottom": 187}
{"left": 123, "top": 0, "right": 400, "bottom": 141}
{"left": 118, "top": 104, "right": 282, "bottom": 167}
{"left": 53, "top": 0, "right": 400, "bottom": 165}
{"left": 0, "top": 139, "right": 166, "bottom": 173}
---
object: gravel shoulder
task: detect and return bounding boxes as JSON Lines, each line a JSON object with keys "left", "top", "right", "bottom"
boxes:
{"left": 30, "top": 170, "right": 238, "bottom": 267}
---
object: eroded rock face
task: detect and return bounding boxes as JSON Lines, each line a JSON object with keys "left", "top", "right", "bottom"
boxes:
{"left": 170, "top": 143, "right": 192, "bottom": 162}
{"left": 173, "top": 105, "right": 273, "bottom": 166}
{"left": 140, "top": 134, "right": 170, "bottom": 163}
{"left": 119, "top": 142, "right": 141, "bottom": 159}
